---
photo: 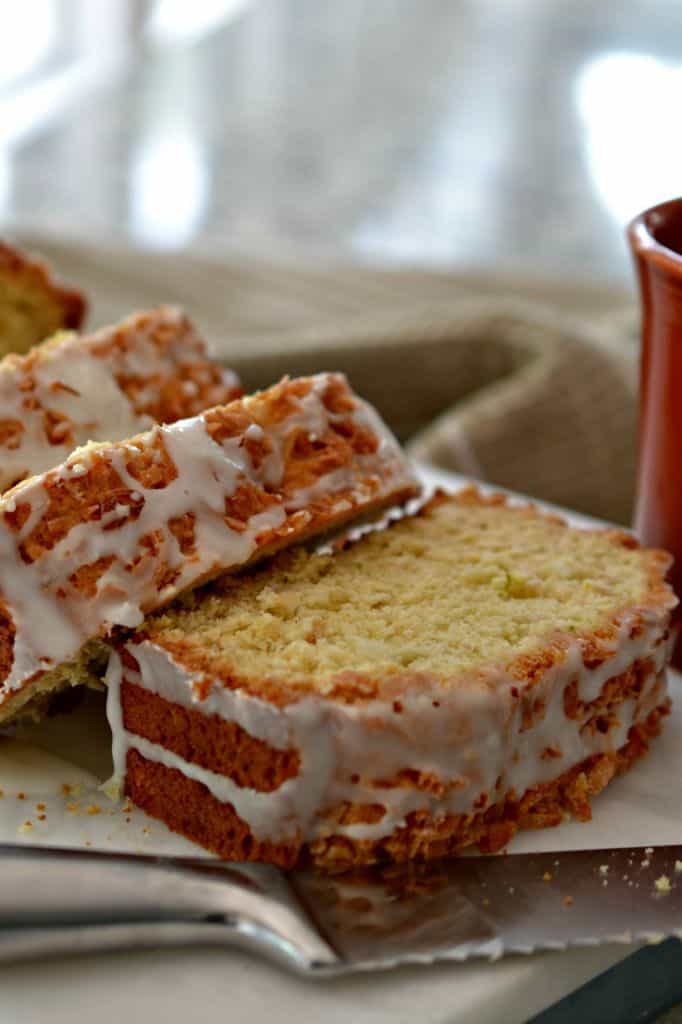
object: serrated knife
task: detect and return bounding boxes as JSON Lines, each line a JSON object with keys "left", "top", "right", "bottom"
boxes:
{"left": 0, "top": 843, "right": 680, "bottom": 974}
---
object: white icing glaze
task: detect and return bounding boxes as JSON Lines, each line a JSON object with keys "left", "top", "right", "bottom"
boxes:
{"left": 109, "top": 611, "right": 672, "bottom": 847}
{"left": 0, "top": 307, "right": 240, "bottom": 492}
{"left": 0, "top": 373, "right": 417, "bottom": 702}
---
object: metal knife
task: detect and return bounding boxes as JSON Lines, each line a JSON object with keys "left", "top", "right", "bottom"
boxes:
{"left": 0, "top": 842, "right": 680, "bottom": 975}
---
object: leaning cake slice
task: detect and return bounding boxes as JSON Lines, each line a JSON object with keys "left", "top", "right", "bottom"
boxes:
{"left": 0, "top": 305, "right": 241, "bottom": 491}
{"left": 0, "top": 373, "right": 418, "bottom": 724}
{"left": 107, "top": 489, "right": 676, "bottom": 869}
{"left": 0, "top": 241, "right": 86, "bottom": 356}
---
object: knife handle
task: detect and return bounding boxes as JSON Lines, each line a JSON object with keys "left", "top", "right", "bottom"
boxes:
{"left": 0, "top": 844, "right": 337, "bottom": 972}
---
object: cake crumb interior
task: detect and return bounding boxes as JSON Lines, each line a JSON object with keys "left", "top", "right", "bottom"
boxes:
{"left": 145, "top": 497, "right": 654, "bottom": 690}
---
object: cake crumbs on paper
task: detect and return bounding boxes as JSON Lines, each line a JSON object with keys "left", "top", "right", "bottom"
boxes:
{"left": 563, "top": 895, "right": 574, "bottom": 907}
{"left": 18, "top": 821, "right": 33, "bottom": 834}
{"left": 85, "top": 804, "right": 101, "bottom": 816}
{"left": 37, "top": 814, "right": 46, "bottom": 821}
{"left": 655, "top": 875, "right": 671, "bottom": 894}
{"left": 542, "top": 872, "right": 552, "bottom": 882}
{"left": 66, "top": 801, "right": 80, "bottom": 814}
{"left": 35, "top": 802, "right": 45, "bottom": 812}
{"left": 16, "top": 792, "right": 25, "bottom": 800}
{"left": 0, "top": 788, "right": 4, "bottom": 798}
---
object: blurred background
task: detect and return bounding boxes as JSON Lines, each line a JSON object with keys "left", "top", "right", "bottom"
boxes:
{"left": 1, "top": 0, "right": 680, "bottom": 283}
{"left": 1, "top": 0, "right": 680, "bottom": 525}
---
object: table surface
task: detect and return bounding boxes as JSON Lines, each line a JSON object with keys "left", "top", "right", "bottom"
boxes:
{"left": 1, "top": 0, "right": 681, "bottom": 286}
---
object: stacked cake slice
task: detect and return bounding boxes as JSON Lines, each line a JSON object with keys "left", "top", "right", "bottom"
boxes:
{"left": 0, "top": 372, "right": 418, "bottom": 723}
{"left": 0, "top": 241, "right": 86, "bottom": 356}
{"left": 0, "top": 306, "right": 241, "bottom": 490}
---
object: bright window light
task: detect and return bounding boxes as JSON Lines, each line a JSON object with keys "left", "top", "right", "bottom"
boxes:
{"left": 0, "top": 0, "right": 57, "bottom": 88}
{"left": 146, "top": 0, "right": 252, "bottom": 47}
{"left": 576, "top": 52, "right": 682, "bottom": 222}
{"left": 129, "top": 127, "right": 208, "bottom": 247}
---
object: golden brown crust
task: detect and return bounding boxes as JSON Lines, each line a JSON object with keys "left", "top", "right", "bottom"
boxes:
{"left": 123, "top": 702, "right": 668, "bottom": 870}
{"left": 0, "top": 242, "right": 86, "bottom": 351}
{"left": 125, "top": 748, "right": 301, "bottom": 869}
{"left": 142, "top": 486, "right": 676, "bottom": 707}
{"left": 121, "top": 681, "right": 301, "bottom": 790}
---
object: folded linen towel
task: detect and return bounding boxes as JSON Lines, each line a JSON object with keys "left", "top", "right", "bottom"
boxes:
{"left": 12, "top": 231, "right": 638, "bottom": 523}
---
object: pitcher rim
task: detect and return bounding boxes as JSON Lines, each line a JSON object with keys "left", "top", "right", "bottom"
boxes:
{"left": 628, "top": 196, "right": 682, "bottom": 273}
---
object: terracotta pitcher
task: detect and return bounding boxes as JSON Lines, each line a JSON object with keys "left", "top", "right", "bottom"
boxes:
{"left": 629, "top": 198, "right": 682, "bottom": 663}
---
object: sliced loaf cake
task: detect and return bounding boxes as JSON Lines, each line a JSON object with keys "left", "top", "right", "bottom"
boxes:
{"left": 107, "top": 489, "right": 676, "bottom": 869}
{"left": 0, "top": 241, "right": 86, "bottom": 356}
{"left": 0, "top": 373, "right": 418, "bottom": 724}
{"left": 0, "top": 305, "right": 241, "bottom": 491}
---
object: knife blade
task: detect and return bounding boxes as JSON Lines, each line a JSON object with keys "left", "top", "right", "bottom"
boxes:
{"left": 0, "top": 842, "right": 681, "bottom": 974}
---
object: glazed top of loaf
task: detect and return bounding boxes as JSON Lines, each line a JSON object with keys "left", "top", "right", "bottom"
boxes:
{"left": 0, "top": 372, "right": 419, "bottom": 714}
{"left": 0, "top": 305, "right": 241, "bottom": 491}
{"left": 0, "top": 241, "right": 86, "bottom": 357}
{"left": 138, "top": 489, "right": 677, "bottom": 706}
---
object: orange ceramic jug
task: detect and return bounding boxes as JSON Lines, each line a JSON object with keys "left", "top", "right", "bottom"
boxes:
{"left": 629, "top": 198, "right": 682, "bottom": 664}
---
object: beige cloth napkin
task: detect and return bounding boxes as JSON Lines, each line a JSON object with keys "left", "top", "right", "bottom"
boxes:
{"left": 14, "top": 231, "right": 639, "bottom": 524}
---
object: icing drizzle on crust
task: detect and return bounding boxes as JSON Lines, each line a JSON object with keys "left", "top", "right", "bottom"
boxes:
{"left": 0, "top": 306, "right": 240, "bottom": 491}
{"left": 109, "top": 608, "right": 673, "bottom": 848}
{"left": 0, "top": 373, "right": 418, "bottom": 705}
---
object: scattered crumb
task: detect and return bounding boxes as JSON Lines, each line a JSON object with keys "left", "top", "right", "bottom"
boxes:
{"left": 125, "top": 817, "right": 131, "bottom": 824}
{"left": 35, "top": 803, "right": 45, "bottom": 812}
{"left": 66, "top": 801, "right": 79, "bottom": 814}
{"left": 563, "top": 895, "right": 574, "bottom": 907}
{"left": 482, "top": 898, "right": 490, "bottom": 907}
{"left": 61, "top": 783, "right": 72, "bottom": 796}
{"left": 602, "top": 879, "right": 608, "bottom": 887}
{"left": 675, "top": 861, "right": 682, "bottom": 875}
{"left": 18, "top": 821, "right": 32, "bottom": 834}
{"left": 85, "top": 840, "right": 92, "bottom": 847}
{"left": 508, "top": 887, "right": 515, "bottom": 895}
{"left": 37, "top": 814, "right": 46, "bottom": 821}
{"left": 122, "top": 799, "right": 133, "bottom": 814}
{"left": 85, "top": 804, "right": 101, "bottom": 816}
{"left": 628, "top": 881, "right": 634, "bottom": 887}
{"left": 142, "top": 826, "right": 151, "bottom": 835}
{"left": 641, "top": 859, "right": 650, "bottom": 868}
{"left": 655, "top": 875, "right": 671, "bottom": 893}
{"left": 16, "top": 792, "right": 25, "bottom": 800}
{"left": 599, "top": 865, "right": 609, "bottom": 876}
{"left": 0, "top": 789, "right": 4, "bottom": 798}
{"left": 554, "top": 859, "right": 559, "bottom": 866}
{"left": 542, "top": 872, "right": 552, "bottom": 882}
{"left": 645, "top": 847, "right": 654, "bottom": 855}
{"left": 100, "top": 777, "right": 121, "bottom": 802}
